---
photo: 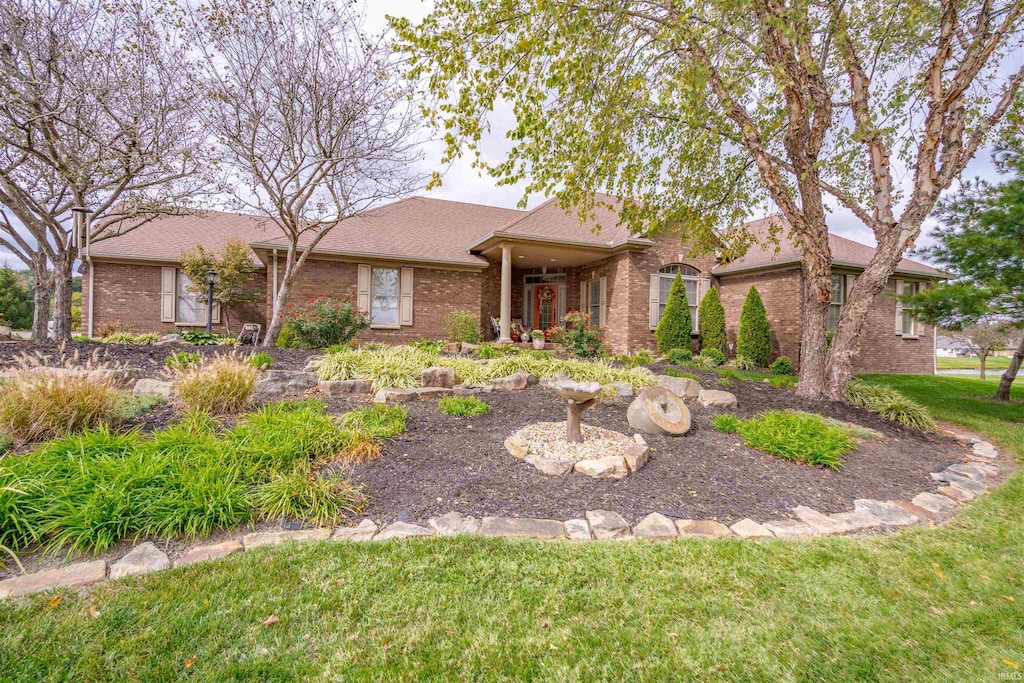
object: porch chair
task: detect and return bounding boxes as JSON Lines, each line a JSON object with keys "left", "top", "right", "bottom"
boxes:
{"left": 237, "top": 323, "right": 261, "bottom": 346}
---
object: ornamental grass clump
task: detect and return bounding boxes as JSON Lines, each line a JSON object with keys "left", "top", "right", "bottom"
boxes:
{"left": 0, "top": 368, "right": 126, "bottom": 444}
{"left": 438, "top": 396, "right": 490, "bottom": 416}
{"left": 165, "top": 351, "right": 201, "bottom": 371}
{"left": 172, "top": 354, "right": 257, "bottom": 414}
{"left": 846, "top": 382, "right": 936, "bottom": 431}
{"left": 253, "top": 463, "right": 365, "bottom": 527}
{"left": 713, "top": 410, "right": 855, "bottom": 469}
{"left": 339, "top": 404, "right": 408, "bottom": 439}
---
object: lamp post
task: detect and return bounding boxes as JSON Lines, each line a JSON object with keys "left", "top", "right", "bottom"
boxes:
{"left": 205, "top": 268, "right": 217, "bottom": 334}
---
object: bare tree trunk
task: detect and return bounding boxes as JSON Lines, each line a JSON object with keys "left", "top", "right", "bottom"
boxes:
{"left": 995, "top": 336, "right": 1023, "bottom": 401}
{"left": 29, "top": 253, "right": 51, "bottom": 341}
{"left": 51, "top": 252, "right": 75, "bottom": 341}
{"left": 262, "top": 266, "right": 295, "bottom": 348}
{"left": 979, "top": 354, "right": 987, "bottom": 381}
{"left": 794, "top": 239, "right": 832, "bottom": 398}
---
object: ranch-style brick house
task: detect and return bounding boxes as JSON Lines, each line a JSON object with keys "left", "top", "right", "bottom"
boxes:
{"left": 82, "top": 196, "right": 945, "bottom": 374}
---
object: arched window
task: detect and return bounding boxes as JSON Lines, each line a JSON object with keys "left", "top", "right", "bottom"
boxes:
{"left": 654, "top": 264, "right": 701, "bottom": 331}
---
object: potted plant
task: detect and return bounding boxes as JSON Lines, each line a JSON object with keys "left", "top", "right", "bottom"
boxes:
{"left": 531, "top": 329, "right": 546, "bottom": 349}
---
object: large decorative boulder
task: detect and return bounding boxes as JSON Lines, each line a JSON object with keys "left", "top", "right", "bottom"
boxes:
{"left": 254, "top": 370, "right": 318, "bottom": 397}
{"left": 698, "top": 389, "right": 737, "bottom": 408}
{"left": 489, "top": 372, "right": 537, "bottom": 391}
{"left": 154, "top": 333, "right": 182, "bottom": 346}
{"left": 422, "top": 366, "right": 457, "bottom": 388}
{"left": 132, "top": 378, "right": 174, "bottom": 398}
{"left": 627, "top": 385, "right": 691, "bottom": 436}
{"left": 655, "top": 374, "right": 701, "bottom": 399}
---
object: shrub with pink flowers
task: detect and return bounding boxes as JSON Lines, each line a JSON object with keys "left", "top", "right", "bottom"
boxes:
{"left": 286, "top": 295, "right": 369, "bottom": 348}
{"left": 562, "top": 311, "right": 603, "bottom": 358}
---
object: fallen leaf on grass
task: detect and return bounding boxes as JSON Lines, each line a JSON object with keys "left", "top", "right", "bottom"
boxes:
{"left": 929, "top": 606, "right": 944, "bottom": 616}
{"left": 713, "top": 664, "right": 728, "bottom": 671}
{"left": 1002, "top": 595, "right": 1016, "bottom": 603}
{"left": 1002, "top": 657, "right": 1021, "bottom": 670}
{"left": 263, "top": 615, "right": 280, "bottom": 627}
{"left": 89, "top": 605, "right": 101, "bottom": 619}
{"left": 47, "top": 596, "right": 60, "bottom": 608}
{"left": 933, "top": 568, "right": 947, "bottom": 582}
{"left": 184, "top": 657, "right": 197, "bottom": 668}
{"left": 335, "top": 578, "right": 346, "bottom": 586}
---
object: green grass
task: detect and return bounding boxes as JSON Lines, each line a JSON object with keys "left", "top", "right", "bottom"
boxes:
{"left": 1, "top": 374, "right": 1022, "bottom": 680}
{"left": 936, "top": 355, "right": 1012, "bottom": 370}
{"left": 437, "top": 396, "right": 490, "bottom": 416}
{"left": 712, "top": 409, "right": 855, "bottom": 469}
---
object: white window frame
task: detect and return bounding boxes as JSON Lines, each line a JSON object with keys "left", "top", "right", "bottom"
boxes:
{"left": 654, "top": 264, "right": 701, "bottom": 334}
{"left": 897, "top": 280, "right": 921, "bottom": 338}
{"left": 827, "top": 274, "right": 845, "bottom": 331}
{"left": 369, "top": 265, "right": 401, "bottom": 329}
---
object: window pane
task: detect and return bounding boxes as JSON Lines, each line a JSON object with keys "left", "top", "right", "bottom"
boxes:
{"left": 827, "top": 303, "right": 841, "bottom": 330}
{"left": 831, "top": 275, "right": 844, "bottom": 304}
{"left": 370, "top": 267, "right": 399, "bottom": 325}
{"left": 659, "top": 276, "right": 673, "bottom": 301}
{"left": 684, "top": 279, "right": 697, "bottom": 303}
{"left": 659, "top": 264, "right": 699, "bottom": 277}
{"left": 176, "top": 272, "right": 206, "bottom": 324}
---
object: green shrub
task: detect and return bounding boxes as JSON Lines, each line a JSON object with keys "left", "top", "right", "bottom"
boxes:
{"left": 687, "top": 354, "right": 717, "bottom": 369}
{"left": 410, "top": 339, "right": 444, "bottom": 354}
{"left": 438, "top": 396, "right": 490, "bottom": 416}
{"left": 846, "top": 382, "right": 936, "bottom": 431}
{"left": 442, "top": 310, "right": 483, "bottom": 344}
{"left": 770, "top": 356, "right": 793, "bottom": 376}
{"left": 253, "top": 463, "right": 364, "bottom": 526}
{"left": 276, "top": 324, "right": 302, "bottom": 348}
{"left": 664, "top": 367, "right": 697, "bottom": 380}
{"left": 655, "top": 273, "right": 692, "bottom": 354}
{"left": 563, "top": 310, "right": 603, "bottom": 358}
{"left": 247, "top": 351, "right": 274, "bottom": 371}
{"left": 700, "top": 348, "right": 725, "bottom": 366}
{"left": 0, "top": 266, "right": 33, "bottom": 330}
{"left": 697, "top": 286, "right": 726, "bottom": 355}
{"left": 340, "top": 404, "right": 408, "bottom": 439}
{"left": 767, "top": 375, "right": 797, "bottom": 390}
{"left": 723, "top": 410, "right": 855, "bottom": 469}
{"left": 165, "top": 351, "right": 201, "bottom": 371}
{"left": 172, "top": 355, "right": 257, "bottom": 413}
{"left": 736, "top": 286, "right": 772, "bottom": 367}
{"left": 711, "top": 414, "right": 742, "bottom": 433}
{"left": 731, "top": 354, "right": 757, "bottom": 371}
{"left": 614, "top": 349, "right": 654, "bottom": 368}
{"left": 180, "top": 330, "right": 223, "bottom": 346}
{"left": 285, "top": 296, "right": 369, "bottom": 349}
{"left": 324, "top": 343, "right": 349, "bottom": 354}
{"left": 0, "top": 369, "right": 126, "bottom": 444}
{"left": 667, "top": 347, "right": 693, "bottom": 364}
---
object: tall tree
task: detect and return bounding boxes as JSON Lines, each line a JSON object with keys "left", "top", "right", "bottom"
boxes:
{"left": 0, "top": 265, "right": 33, "bottom": 329}
{"left": 0, "top": 0, "right": 213, "bottom": 340}
{"left": 948, "top": 323, "right": 1012, "bottom": 381}
{"left": 396, "top": 0, "right": 1024, "bottom": 400}
{"left": 187, "top": 0, "right": 423, "bottom": 347}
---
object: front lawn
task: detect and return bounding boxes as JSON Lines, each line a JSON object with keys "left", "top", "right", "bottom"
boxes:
{"left": 936, "top": 355, "right": 1012, "bottom": 370}
{"left": 0, "top": 373, "right": 1021, "bottom": 681}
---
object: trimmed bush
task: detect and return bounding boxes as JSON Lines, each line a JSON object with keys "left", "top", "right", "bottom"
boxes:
{"left": 736, "top": 286, "right": 772, "bottom": 367}
{"left": 286, "top": 296, "right": 369, "bottom": 349}
{"left": 172, "top": 355, "right": 257, "bottom": 414}
{"left": 442, "top": 310, "right": 483, "bottom": 344}
{"left": 846, "top": 382, "right": 936, "bottom": 431}
{"left": 770, "top": 356, "right": 793, "bottom": 376}
{"left": 697, "top": 286, "right": 726, "bottom": 355}
{"left": 438, "top": 396, "right": 490, "bottom": 416}
{"left": 717, "top": 410, "right": 855, "bottom": 469}
{"left": 667, "top": 347, "right": 693, "bottom": 364}
{"left": 655, "top": 273, "right": 692, "bottom": 354}
{"left": 0, "top": 369, "right": 126, "bottom": 444}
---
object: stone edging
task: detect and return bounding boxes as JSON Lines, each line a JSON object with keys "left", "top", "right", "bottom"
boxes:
{"left": 0, "top": 432, "right": 1006, "bottom": 600}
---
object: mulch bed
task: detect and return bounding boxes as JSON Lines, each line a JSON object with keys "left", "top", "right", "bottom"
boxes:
{"left": 336, "top": 370, "right": 968, "bottom": 525}
{"left": 0, "top": 340, "right": 317, "bottom": 371}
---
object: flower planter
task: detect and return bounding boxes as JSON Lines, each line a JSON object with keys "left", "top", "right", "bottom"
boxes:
{"left": 532, "top": 338, "right": 546, "bottom": 350}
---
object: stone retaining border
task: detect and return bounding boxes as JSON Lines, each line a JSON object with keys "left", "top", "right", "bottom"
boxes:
{"left": 0, "top": 432, "right": 1010, "bottom": 600}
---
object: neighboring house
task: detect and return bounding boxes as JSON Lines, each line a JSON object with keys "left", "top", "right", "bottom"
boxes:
{"left": 936, "top": 335, "right": 972, "bottom": 357}
{"left": 82, "top": 197, "right": 946, "bottom": 374}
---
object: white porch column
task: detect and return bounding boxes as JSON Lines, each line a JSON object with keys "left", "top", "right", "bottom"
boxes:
{"left": 498, "top": 242, "right": 513, "bottom": 343}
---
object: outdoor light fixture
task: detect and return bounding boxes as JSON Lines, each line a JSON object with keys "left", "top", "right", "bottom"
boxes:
{"left": 205, "top": 269, "right": 217, "bottom": 333}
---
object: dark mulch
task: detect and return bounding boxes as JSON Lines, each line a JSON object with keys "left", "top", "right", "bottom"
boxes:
{"left": 337, "top": 372, "right": 968, "bottom": 526}
{"left": 0, "top": 340, "right": 316, "bottom": 371}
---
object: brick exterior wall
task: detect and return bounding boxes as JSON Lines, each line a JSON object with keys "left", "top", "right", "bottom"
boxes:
{"left": 717, "top": 267, "right": 803, "bottom": 363}
{"left": 851, "top": 278, "right": 936, "bottom": 375}
{"left": 85, "top": 261, "right": 266, "bottom": 336}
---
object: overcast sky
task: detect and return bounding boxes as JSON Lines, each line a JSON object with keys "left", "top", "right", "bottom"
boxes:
{"left": 1, "top": 0, "right": 1015, "bottom": 269}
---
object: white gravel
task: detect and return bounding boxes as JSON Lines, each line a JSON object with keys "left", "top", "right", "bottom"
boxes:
{"left": 510, "top": 421, "right": 634, "bottom": 463}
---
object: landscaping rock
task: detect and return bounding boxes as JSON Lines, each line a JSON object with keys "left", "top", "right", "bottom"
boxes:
{"left": 154, "top": 333, "right": 181, "bottom": 345}
{"left": 242, "top": 528, "right": 331, "bottom": 550}
{"left": 489, "top": 372, "right": 537, "bottom": 391}
{"left": 175, "top": 540, "right": 243, "bottom": 567}
{"left": 655, "top": 374, "right": 701, "bottom": 399}
{"left": 442, "top": 342, "right": 463, "bottom": 354}
{"left": 0, "top": 325, "right": 12, "bottom": 341}
{"left": 376, "top": 521, "right": 435, "bottom": 541}
{"left": 626, "top": 385, "right": 691, "bottom": 436}
{"left": 564, "top": 518, "right": 592, "bottom": 541}
{"left": 622, "top": 443, "right": 649, "bottom": 472}
{"left": 319, "top": 379, "right": 372, "bottom": 396}
{"left": 428, "top": 511, "right": 480, "bottom": 536}
{"left": 697, "top": 389, "right": 737, "bottom": 408}
{"left": 793, "top": 505, "right": 849, "bottom": 535}
{"left": 829, "top": 511, "right": 883, "bottom": 531}
{"left": 971, "top": 441, "right": 998, "bottom": 458}
{"left": 573, "top": 456, "right": 629, "bottom": 479}
{"left": 912, "top": 492, "right": 959, "bottom": 515}
{"left": 677, "top": 519, "right": 733, "bottom": 539}
{"left": 0, "top": 560, "right": 107, "bottom": 599}
{"left": 945, "top": 463, "right": 987, "bottom": 482}
{"left": 762, "top": 520, "right": 819, "bottom": 539}
{"left": 462, "top": 343, "right": 480, "bottom": 354}
{"left": 254, "top": 370, "right": 318, "bottom": 397}
{"left": 478, "top": 517, "right": 567, "bottom": 539}
{"left": 853, "top": 499, "right": 919, "bottom": 526}
{"left": 633, "top": 513, "right": 678, "bottom": 540}
{"left": 586, "top": 510, "right": 632, "bottom": 540}
{"left": 503, "top": 435, "right": 529, "bottom": 459}
{"left": 109, "top": 542, "right": 170, "bottom": 579}
{"left": 454, "top": 384, "right": 493, "bottom": 396}
{"left": 303, "top": 356, "right": 325, "bottom": 373}
{"left": 938, "top": 485, "right": 975, "bottom": 502}
{"left": 607, "top": 382, "right": 634, "bottom": 398}
{"left": 132, "top": 378, "right": 173, "bottom": 398}
{"left": 373, "top": 387, "right": 453, "bottom": 403}
{"left": 332, "top": 519, "right": 378, "bottom": 542}
{"left": 930, "top": 471, "right": 986, "bottom": 495}
{"left": 422, "top": 366, "right": 458, "bottom": 388}
{"left": 525, "top": 453, "right": 574, "bottom": 476}
{"left": 730, "top": 518, "right": 774, "bottom": 539}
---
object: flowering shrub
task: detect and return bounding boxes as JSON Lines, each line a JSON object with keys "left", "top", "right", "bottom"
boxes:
{"left": 286, "top": 296, "right": 369, "bottom": 349}
{"left": 562, "top": 311, "right": 603, "bottom": 358}
{"left": 544, "top": 326, "right": 567, "bottom": 345}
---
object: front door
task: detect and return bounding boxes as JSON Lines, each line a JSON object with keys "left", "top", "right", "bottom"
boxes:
{"left": 533, "top": 285, "right": 557, "bottom": 331}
